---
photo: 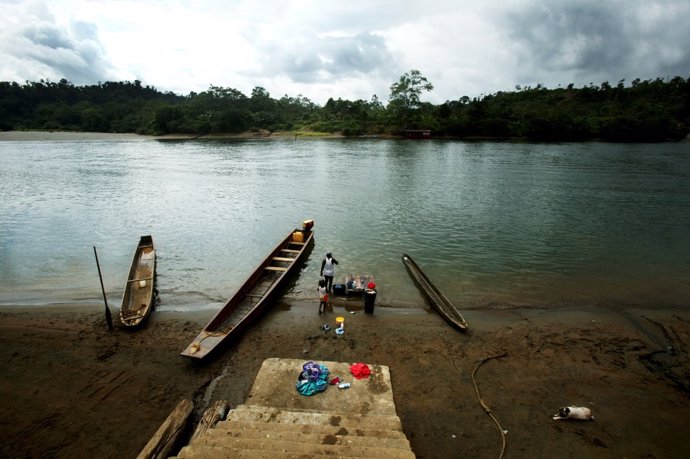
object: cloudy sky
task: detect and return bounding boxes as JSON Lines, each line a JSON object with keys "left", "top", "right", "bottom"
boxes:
{"left": 1, "top": 0, "right": 689, "bottom": 104}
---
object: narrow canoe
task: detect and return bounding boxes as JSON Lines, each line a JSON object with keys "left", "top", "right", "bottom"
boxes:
{"left": 402, "top": 253, "right": 468, "bottom": 330}
{"left": 181, "top": 221, "right": 315, "bottom": 360}
{"left": 120, "top": 235, "right": 157, "bottom": 328}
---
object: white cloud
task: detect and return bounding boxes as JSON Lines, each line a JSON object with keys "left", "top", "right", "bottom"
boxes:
{"left": 0, "top": 0, "right": 116, "bottom": 84}
{"left": 0, "top": 0, "right": 688, "bottom": 104}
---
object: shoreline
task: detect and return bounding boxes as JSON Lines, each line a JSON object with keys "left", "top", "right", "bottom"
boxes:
{"left": 1, "top": 300, "right": 689, "bottom": 458}
{"left": 0, "top": 129, "right": 344, "bottom": 142}
{"left": 3, "top": 129, "right": 688, "bottom": 143}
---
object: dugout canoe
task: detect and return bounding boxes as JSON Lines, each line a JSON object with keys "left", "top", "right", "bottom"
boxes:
{"left": 402, "top": 253, "right": 468, "bottom": 330}
{"left": 119, "top": 235, "right": 157, "bottom": 328}
{"left": 181, "top": 220, "right": 315, "bottom": 360}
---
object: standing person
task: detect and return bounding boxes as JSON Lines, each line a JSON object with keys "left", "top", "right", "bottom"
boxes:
{"left": 320, "top": 252, "right": 339, "bottom": 293}
{"left": 317, "top": 279, "right": 328, "bottom": 314}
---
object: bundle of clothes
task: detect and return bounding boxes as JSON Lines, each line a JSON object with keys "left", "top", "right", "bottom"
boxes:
{"left": 296, "top": 361, "right": 329, "bottom": 396}
{"left": 296, "top": 361, "right": 371, "bottom": 396}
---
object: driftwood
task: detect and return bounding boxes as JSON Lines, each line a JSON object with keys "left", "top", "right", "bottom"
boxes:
{"left": 136, "top": 399, "right": 194, "bottom": 459}
{"left": 190, "top": 400, "right": 230, "bottom": 442}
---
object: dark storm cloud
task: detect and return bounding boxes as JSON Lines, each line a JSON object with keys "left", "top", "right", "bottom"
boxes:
{"left": 264, "top": 32, "right": 398, "bottom": 84}
{"left": 1, "top": 11, "right": 113, "bottom": 85}
{"left": 499, "top": 0, "right": 690, "bottom": 85}
{"left": 24, "top": 23, "right": 74, "bottom": 49}
{"left": 331, "top": 33, "right": 390, "bottom": 72}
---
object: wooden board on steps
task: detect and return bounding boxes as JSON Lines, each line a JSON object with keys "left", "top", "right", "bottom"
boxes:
{"left": 190, "top": 400, "right": 230, "bottom": 442}
{"left": 136, "top": 399, "right": 193, "bottom": 459}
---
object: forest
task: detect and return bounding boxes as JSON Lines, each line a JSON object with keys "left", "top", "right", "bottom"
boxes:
{"left": 1, "top": 70, "right": 689, "bottom": 142}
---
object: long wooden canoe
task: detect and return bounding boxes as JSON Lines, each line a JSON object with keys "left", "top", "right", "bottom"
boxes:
{"left": 181, "top": 221, "right": 315, "bottom": 360}
{"left": 402, "top": 253, "right": 468, "bottom": 330}
{"left": 120, "top": 235, "right": 157, "bottom": 328}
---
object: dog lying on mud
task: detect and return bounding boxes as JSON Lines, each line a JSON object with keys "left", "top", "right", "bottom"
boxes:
{"left": 552, "top": 406, "right": 594, "bottom": 421}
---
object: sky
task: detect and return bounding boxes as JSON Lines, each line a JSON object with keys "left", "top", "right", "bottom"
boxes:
{"left": 1, "top": 0, "right": 689, "bottom": 105}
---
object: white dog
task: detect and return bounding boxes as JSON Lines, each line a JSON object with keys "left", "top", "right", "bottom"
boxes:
{"left": 552, "top": 406, "right": 593, "bottom": 421}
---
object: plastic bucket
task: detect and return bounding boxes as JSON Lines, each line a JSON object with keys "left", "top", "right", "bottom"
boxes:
{"left": 363, "top": 289, "right": 377, "bottom": 314}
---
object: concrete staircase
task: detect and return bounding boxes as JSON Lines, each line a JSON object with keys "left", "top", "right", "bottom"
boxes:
{"left": 173, "top": 358, "right": 416, "bottom": 458}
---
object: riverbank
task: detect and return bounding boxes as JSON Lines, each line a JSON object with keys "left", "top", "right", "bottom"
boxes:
{"left": 0, "top": 301, "right": 688, "bottom": 458}
{"left": 0, "top": 129, "right": 344, "bottom": 141}
{"left": 3, "top": 129, "right": 687, "bottom": 144}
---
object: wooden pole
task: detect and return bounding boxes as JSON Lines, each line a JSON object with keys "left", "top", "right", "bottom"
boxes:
{"left": 93, "top": 246, "right": 113, "bottom": 331}
{"left": 190, "top": 400, "right": 229, "bottom": 442}
{"left": 137, "top": 399, "right": 194, "bottom": 459}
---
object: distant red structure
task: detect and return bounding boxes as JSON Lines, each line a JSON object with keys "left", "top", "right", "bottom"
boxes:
{"left": 404, "top": 129, "right": 431, "bottom": 139}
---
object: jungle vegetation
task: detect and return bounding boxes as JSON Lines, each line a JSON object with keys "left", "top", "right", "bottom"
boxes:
{"left": 1, "top": 70, "right": 688, "bottom": 141}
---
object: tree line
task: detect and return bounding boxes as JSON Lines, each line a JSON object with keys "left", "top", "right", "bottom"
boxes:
{"left": 1, "top": 71, "right": 689, "bottom": 141}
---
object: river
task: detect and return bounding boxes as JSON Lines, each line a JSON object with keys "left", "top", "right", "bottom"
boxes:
{"left": 1, "top": 138, "right": 689, "bottom": 311}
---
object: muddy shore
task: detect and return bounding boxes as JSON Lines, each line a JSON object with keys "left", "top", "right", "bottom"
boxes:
{"left": 1, "top": 300, "right": 689, "bottom": 458}
{"left": 0, "top": 129, "right": 342, "bottom": 142}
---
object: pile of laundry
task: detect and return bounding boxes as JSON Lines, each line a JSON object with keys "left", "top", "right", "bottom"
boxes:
{"left": 296, "top": 361, "right": 371, "bottom": 396}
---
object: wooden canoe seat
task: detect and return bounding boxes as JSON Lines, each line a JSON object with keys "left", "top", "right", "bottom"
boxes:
{"left": 272, "top": 257, "right": 294, "bottom": 262}
{"left": 127, "top": 277, "right": 153, "bottom": 283}
{"left": 281, "top": 249, "right": 300, "bottom": 253}
{"left": 265, "top": 266, "right": 288, "bottom": 272}
{"left": 290, "top": 241, "right": 305, "bottom": 245}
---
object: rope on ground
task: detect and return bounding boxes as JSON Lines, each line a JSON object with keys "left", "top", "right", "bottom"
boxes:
{"left": 642, "top": 315, "right": 677, "bottom": 355}
{"left": 471, "top": 352, "right": 508, "bottom": 459}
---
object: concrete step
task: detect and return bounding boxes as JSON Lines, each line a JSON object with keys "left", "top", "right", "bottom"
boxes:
{"left": 176, "top": 441, "right": 417, "bottom": 458}
{"left": 175, "top": 446, "right": 326, "bottom": 459}
{"left": 176, "top": 444, "right": 332, "bottom": 458}
{"left": 212, "top": 419, "right": 408, "bottom": 439}
{"left": 195, "top": 425, "right": 412, "bottom": 449}
{"left": 226, "top": 405, "right": 403, "bottom": 431}
{"left": 245, "top": 359, "right": 398, "bottom": 417}
{"left": 170, "top": 359, "right": 416, "bottom": 458}
{"left": 175, "top": 445, "right": 334, "bottom": 459}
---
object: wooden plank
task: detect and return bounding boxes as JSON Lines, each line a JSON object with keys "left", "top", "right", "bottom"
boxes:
{"left": 190, "top": 400, "right": 230, "bottom": 442}
{"left": 127, "top": 277, "right": 154, "bottom": 283}
{"left": 122, "top": 313, "right": 142, "bottom": 320}
{"left": 136, "top": 399, "right": 194, "bottom": 459}
{"left": 272, "top": 257, "right": 294, "bottom": 262}
{"left": 265, "top": 266, "right": 288, "bottom": 272}
{"left": 280, "top": 249, "right": 301, "bottom": 253}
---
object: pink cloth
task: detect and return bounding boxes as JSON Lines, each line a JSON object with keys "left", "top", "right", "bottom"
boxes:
{"left": 350, "top": 362, "right": 371, "bottom": 379}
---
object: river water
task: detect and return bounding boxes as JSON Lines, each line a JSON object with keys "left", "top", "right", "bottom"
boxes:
{"left": 1, "top": 138, "right": 689, "bottom": 312}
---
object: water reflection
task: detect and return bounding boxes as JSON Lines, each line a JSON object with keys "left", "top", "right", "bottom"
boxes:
{"left": 0, "top": 139, "right": 689, "bottom": 311}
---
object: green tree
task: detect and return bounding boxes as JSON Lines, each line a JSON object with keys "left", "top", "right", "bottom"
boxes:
{"left": 388, "top": 69, "right": 434, "bottom": 127}
{"left": 249, "top": 86, "right": 277, "bottom": 129}
{"left": 389, "top": 69, "right": 434, "bottom": 110}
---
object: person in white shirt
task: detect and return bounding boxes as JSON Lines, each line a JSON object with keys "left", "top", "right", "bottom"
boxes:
{"left": 320, "top": 252, "right": 339, "bottom": 293}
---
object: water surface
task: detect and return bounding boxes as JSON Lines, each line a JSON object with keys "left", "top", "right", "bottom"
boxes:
{"left": 1, "top": 138, "right": 689, "bottom": 312}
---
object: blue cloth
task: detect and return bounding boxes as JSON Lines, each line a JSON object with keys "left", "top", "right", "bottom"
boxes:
{"left": 296, "top": 362, "right": 330, "bottom": 396}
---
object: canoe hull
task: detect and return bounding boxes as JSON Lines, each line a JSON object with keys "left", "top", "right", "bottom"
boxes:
{"left": 181, "top": 223, "right": 314, "bottom": 360}
{"left": 402, "top": 253, "right": 468, "bottom": 331}
{"left": 119, "top": 235, "right": 156, "bottom": 328}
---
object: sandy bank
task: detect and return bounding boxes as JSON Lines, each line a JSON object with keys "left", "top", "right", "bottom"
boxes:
{"left": 0, "top": 301, "right": 689, "bottom": 458}
{"left": 0, "top": 130, "right": 344, "bottom": 142}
